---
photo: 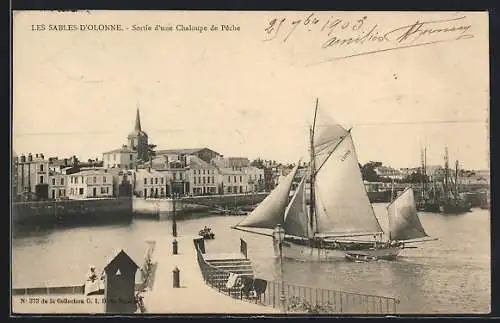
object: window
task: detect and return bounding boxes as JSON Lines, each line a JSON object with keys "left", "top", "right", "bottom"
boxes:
{"left": 240, "top": 186, "right": 243, "bottom": 193}
{"left": 161, "top": 177, "right": 164, "bottom": 184}
{"left": 129, "top": 163, "right": 133, "bottom": 169}
{"left": 194, "top": 177, "right": 197, "bottom": 185}
{"left": 203, "top": 177, "right": 206, "bottom": 184}
{"left": 161, "top": 188, "right": 164, "bottom": 196}
{"left": 58, "top": 189, "right": 62, "bottom": 196}
{"left": 62, "top": 189, "right": 65, "bottom": 196}
{"left": 228, "top": 186, "right": 232, "bottom": 193}
{"left": 70, "top": 188, "right": 74, "bottom": 195}
{"left": 240, "top": 176, "right": 242, "bottom": 182}
{"left": 40, "top": 164, "right": 44, "bottom": 172}
{"left": 212, "top": 176, "right": 215, "bottom": 184}
{"left": 52, "top": 178, "right": 56, "bottom": 185}
{"left": 101, "top": 187, "right": 106, "bottom": 194}
{"left": 150, "top": 178, "right": 153, "bottom": 185}
{"left": 103, "top": 176, "right": 107, "bottom": 183}
{"left": 234, "top": 176, "right": 236, "bottom": 183}
{"left": 130, "top": 154, "right": 133, "bottom": 160}
{"left": 173, "top": 173, "right": 177, "bottom": 180}
{"left": 228, "top": 176, "right": 231, "bottom": 183}
{"left": 144, "top": 178, "right": 147, "bottom": 185}
{"left": 39, "top": 176, "right": 44, "bottom": 184}
{"left": 79, "top": 188, "right": 84, "bottom": 195}
{"left": 155, "top": 178, "right": 158, "bottom": 185}
{"left": 60, "top": 178, "right": 64, "bottom": 185}
{"left": 179, "top": 173, "right": 183, "bottom": 180}
{"left": 93, "top": 176, "right": 97, "bottom": 183}
{"left": 203, "top": 169, "right": 205, "bottom": 175}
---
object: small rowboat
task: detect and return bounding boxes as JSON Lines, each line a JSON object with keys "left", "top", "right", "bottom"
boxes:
{"left": 199, "top": 228, "right": 215, "bottom": 240}
{"left": 345, "top": 253, "right": 378, "bottom": 263}
{"left": 84, "top": 278, "right": 104, "bottom": 295}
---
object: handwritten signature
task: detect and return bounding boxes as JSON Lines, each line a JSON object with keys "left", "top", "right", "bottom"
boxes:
{"left": 263, "top": 13, "right": 474, "bottom": 62}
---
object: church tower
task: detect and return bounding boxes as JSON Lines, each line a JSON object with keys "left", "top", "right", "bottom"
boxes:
{"left": 127, "top": 107, "right": 149, "bottom": 162}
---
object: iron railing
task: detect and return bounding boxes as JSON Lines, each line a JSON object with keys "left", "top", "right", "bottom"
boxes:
{"left": 195, "top": 242, "right": 399, "bottom": 314}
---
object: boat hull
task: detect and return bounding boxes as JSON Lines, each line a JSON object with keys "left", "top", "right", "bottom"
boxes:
{"left": 275, "top": 239, "right": 403, "bottom": 262}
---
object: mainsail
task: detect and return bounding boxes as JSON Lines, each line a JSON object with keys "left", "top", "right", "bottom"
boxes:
{"left": 313, "top": 117, "right": 383, "bottom": 236}
{"left": 236, "top": 164, "right": 299, "bottom": 230}
{"left": 313, "top": 108, "right": 349, "bottom": 171}
{"left": 387, "top": 187, "right": 429, "bottom": 241}
{"left": 284, "top": 176, "right": 311, "bottom": 238}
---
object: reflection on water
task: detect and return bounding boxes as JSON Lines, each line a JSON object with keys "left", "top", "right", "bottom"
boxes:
{"left": 11, "top": 205, "right": 490, "bottom": 314}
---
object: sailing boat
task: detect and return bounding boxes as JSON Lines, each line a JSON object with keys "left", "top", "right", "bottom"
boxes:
{"left": 439, "top": 149, "right": 472, "bottom": 214}
{"left": 417, "top": 147, "right": 440, "bottom": 213}
{"left": 232, "top": 99, "right": 435, "bottom": 261}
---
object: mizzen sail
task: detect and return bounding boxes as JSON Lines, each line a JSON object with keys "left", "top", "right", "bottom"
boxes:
{"left": 284, "top": 176, "right": 311, "bottom": 238}
{"left": 236, "top": 164, "right": 299, "bottom": 230}
{"left": 387, "top": 187, "right": 429, "bottom": 241}
{"left": 314, "top": 131, "right": 383, "bottom": 236}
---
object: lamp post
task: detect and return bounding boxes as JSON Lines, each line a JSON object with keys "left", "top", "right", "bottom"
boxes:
{"left": 273, "top": 224, "right": 286, "bottom": 313}
{"left": 171, "top": 181, "right": 178, "bottom": 237}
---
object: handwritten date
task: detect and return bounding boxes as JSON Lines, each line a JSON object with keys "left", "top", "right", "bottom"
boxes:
{"left": 264, "top": 13, "right": 367, "bottom": 43}
{"left": 263, "top": 13, "right": 475, "bottom": 61}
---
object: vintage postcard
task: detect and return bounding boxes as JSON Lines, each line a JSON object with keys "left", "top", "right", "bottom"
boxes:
{"left": 11, "top": 10, "right": 490, "bottom": 315}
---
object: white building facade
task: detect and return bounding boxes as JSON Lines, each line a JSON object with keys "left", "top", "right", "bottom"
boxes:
{"left": 66, "top": 170, "right": 114, "bottom": 199}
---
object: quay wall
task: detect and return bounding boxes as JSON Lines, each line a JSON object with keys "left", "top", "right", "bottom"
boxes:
{"left": 133, "top": 193, "right": 269, "bottom": 217}
{"left": 12, "top": 197, "right": 133, "bottom": 227}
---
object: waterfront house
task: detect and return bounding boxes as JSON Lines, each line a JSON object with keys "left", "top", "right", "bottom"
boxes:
{"left": 243, "top": 166, "right": 265, "bottom": 193}
{"left": 155, "top": 147, "right": 222, "bottom": 164}
{"left": 48, "top": 172, "right": 67, "bottom": 200}
{"left": 133, "top": 168, "right": 169, "bottom": 198}
{"left": 15, "top": 153, "right": 50, "bottom": 200}
{"left": 66, "top": 169, "right": 114, "bottom": 199}
{"left": 213, "top": 158, "right": 259, "bottom": 195}
{"left": 186, "top": 155, "right": 218, "bottom": 196}
{"left": 103, "top": 145, "right": 138, "bottom": 170}
{"left": 375, "top": 166, "right": 403, "bottom": 181}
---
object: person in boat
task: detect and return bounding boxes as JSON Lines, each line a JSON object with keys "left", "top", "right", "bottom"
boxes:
{"left": 88, "top": 265, "right": 98, "bottom": 282}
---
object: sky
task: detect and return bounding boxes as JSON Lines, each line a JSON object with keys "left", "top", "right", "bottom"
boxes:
{"left": 13, "top": 11, "right": 490, "bottom": 170}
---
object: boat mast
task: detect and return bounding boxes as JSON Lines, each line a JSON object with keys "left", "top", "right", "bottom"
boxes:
{"left": 444, "top": 146, "right": 449, "bottom": 202}
{"left": 310, "top": 98, "right": 318, "bottom": 235}
{"left": 454, "top": 160, "right": 460, "bottom": 202}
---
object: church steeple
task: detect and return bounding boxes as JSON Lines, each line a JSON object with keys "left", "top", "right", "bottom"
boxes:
{"left": 128, "top": 105, "right": 149, "bottom": 162}
{"left": 134, "top": 107, "right": 142, "bottom": 132}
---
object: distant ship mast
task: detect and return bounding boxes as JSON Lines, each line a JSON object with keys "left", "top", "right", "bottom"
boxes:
{"left": 310, "top": 99, "right": 318, "bottom": 234}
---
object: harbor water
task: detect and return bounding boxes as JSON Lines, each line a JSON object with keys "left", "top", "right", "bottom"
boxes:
{"left": 12, "top": 204, "right": 490, "bottom": 314}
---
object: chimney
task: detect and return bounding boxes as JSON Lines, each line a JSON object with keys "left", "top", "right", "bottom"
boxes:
{"left": 35, "top": 153, "right": 39, "bottom": 158}
{"left": 27, "top": 153, "right": 33, "bottom": 162}
{"left": 40, "top": 153, "right": 44, "bottom": 159}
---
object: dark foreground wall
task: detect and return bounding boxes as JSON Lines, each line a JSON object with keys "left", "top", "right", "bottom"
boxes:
{"left": 12, "top": 197, "right": 133, "bottom": 228}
